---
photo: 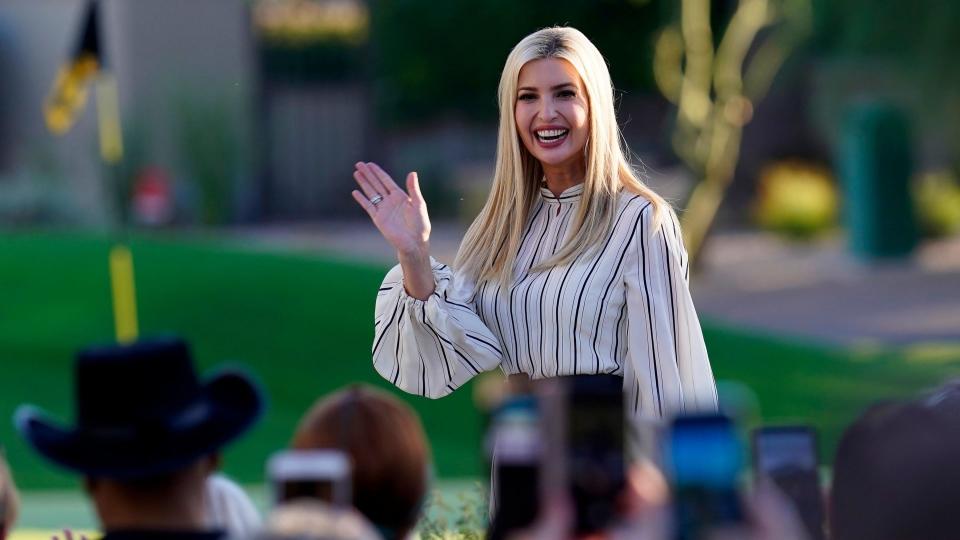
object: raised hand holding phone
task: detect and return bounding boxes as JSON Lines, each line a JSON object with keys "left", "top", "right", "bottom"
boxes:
{"left": 752, "top": 426, "right": 824, "bottom": 540}
{"left": 667, "top": 414, "right": 745, "bottom": 540}
{"left": 350, "top": 161, "right": 435, "bottom": 299}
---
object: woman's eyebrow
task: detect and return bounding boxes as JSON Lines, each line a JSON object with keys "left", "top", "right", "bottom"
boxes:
{"left": 517, "top": 82, "right": 576, "bottom": 93}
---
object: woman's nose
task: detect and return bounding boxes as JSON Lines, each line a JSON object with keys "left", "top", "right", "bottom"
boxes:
{"left": 537, "top": 98, "right": 558, "bottom": 122}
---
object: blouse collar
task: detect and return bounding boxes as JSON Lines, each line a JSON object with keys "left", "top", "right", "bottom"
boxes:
{"left": 539, "top": 183, "right": 584, "bottom": 204}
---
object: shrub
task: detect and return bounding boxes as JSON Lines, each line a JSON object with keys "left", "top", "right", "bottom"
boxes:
{"left": 753, "top": 160, "right": 839, "bottom": 239}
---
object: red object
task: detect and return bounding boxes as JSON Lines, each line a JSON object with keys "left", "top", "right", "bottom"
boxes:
{"left": 132, "top": 166, "right": 173, "bottom": 225}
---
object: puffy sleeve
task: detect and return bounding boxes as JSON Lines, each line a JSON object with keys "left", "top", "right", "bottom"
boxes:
{"left": 622, "top": 204, "right": 718, "bottom": 417}
{"left": 373, "top": 259, "right": 504, "bottom": 398}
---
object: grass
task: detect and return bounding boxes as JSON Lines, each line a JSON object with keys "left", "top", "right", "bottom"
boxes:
{"left": 1, "top": 230, "right": 958, "bottom": 490}
{"left": 13, "top": 479, "right": 487, "bottom": 532}
{"left": 0, "top": 230, "right": 482, "bottom": 489}
{"left": 706, "top": 322, "right": 960, "bottom": 460}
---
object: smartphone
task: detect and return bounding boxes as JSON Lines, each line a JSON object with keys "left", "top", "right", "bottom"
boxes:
{"left": 567, "top": 374, "right": 626, "bottom": 535}
{"left": 753, "top": 425, "right": 825, "bottom": 540}
{"left": 487, "top": 395, "right": 541, "bottom": 540}
{"left": 668, "top": 414, "right": 745, "bottom": 540}
{"left": 267, "top": 450, "right": 352, "bottom": 507}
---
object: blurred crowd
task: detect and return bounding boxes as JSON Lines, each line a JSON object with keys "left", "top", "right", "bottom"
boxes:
{"left": 2, "top": 335, "right": 959, "bottom": 540}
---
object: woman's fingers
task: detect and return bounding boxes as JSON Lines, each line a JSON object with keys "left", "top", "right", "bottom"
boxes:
{"left": 406, "top": 172, "right": 424, "bottom": 206}
{"left": 353, "top": 170, "right": 381, "bottom": 200}
{"left": 367, "top": 162, "right": 403, "bottom": 195}
{"left": 355, "top": 162, "right": 390, "bottom": 196}
{"left": 351, "top": 189, "right": 376, "bottom": 218}
{"left": 353, "top": 164, "right": 384, "bottom": 199}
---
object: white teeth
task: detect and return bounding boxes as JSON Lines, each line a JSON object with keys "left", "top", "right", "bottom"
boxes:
{"left": 535, "top": 128, "right": 569, "bottom": 141}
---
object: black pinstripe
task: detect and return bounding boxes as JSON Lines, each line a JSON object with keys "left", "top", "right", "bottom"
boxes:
{"left": 639, "top": 208, "right": 664, "bottom": 417}
{"left": 371, "top": 185, "right": 717, "bottom": 416}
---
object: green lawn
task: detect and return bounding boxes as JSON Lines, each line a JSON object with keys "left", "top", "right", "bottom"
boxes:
{"left": 1, "top": 230, "right": 958, "bottom": 489}
{"left": 13, "top": 479, "right": 487, "bottom": 531}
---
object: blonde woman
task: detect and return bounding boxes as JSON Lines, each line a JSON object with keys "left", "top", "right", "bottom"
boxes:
{"left": 351, "top": 26, "right": 717, "bottom": 418}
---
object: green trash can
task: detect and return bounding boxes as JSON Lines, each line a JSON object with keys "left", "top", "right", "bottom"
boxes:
{"left": 840, "top": 101, "right": 918, "bottom": 260}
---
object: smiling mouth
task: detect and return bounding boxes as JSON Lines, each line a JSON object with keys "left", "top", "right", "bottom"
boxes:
{"left": 535, "top": 128, "right": 569, "bottom": 143}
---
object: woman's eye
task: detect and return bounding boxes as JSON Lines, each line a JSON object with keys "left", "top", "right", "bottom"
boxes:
{"left": 558, "top": 90, "right": 576, "bottom": 99}
{"left": 518, "top": 93, "right": 536, "bottom": 102}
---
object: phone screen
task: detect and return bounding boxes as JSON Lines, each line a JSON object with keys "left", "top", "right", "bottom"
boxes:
{"left": 488, "top": 396, "right": 541, "bottom": 540}
{"left": 753, "top": 426, "right": 825, "bottom": 540}
{"left": 491, "top": 462, "right": 539, "bottom": 538}
{"left": 276, "top": 478, "right": 337, "bottom": 504}
{"left": 267, "top": 450, "right": 351, "bottom": 507}
{"left": 568, "top": 375, "right": 625, "bottom": 535}
{"left": 669, "top": 414, "right": 744, "bottom": 540}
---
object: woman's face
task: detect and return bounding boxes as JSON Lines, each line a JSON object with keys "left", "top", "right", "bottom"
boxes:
{"left": 514, "top": 57, "right": 590, "bottom": 173}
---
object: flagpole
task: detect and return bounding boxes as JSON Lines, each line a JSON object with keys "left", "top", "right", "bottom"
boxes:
{"left": 90, "top": 3, "right": 138, "bottom": 343}
{"left": 42, "top": 0, "right": 139, "bottom": 343}
{"left": 109, "top": 243, "right": 138, "bottom": 343}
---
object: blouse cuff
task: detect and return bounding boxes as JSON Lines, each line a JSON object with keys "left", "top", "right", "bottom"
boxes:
{"left": 381, "top": 258, "right": 455, "bottom": 311}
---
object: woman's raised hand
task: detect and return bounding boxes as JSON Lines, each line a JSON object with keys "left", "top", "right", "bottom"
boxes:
{"left": 351, "top": 162, "right": 431, "bottom": 258}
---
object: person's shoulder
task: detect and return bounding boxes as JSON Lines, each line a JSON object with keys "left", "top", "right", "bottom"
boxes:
{"left": 612, "top": 190, "right": 684, "bottom": 249}
{"left": 614, "top": 189, "right": 656, "bottom": 220}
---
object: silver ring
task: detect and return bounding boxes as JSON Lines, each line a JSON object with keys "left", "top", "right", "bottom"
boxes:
{"left": 369, "top": 194, "right": 384, "bottom": 206}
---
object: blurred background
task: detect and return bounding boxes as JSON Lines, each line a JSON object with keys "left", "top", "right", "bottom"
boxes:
{"left": 1, "top": 0, "right": 958, "bottom": 534}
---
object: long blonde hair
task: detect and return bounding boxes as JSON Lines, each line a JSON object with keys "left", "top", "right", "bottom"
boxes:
{"left": 455, "top": 26, "right": 670, "bottom": 285}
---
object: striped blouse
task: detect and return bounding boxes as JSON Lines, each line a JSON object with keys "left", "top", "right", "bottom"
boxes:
{"left": 372, "top": 183, "right": 718, "bottom": 418}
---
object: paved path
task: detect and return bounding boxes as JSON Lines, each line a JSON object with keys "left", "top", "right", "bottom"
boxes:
{"left": 692, "top": 232, "right": 960, "bottom": 346}
{"left": 230, "top": 222, "right": 960, "bottom": 348}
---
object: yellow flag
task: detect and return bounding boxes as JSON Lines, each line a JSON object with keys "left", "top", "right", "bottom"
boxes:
{"left": 43, "top": 1, "right": 101, "bottom": 135}
{"left": 44, "top": 54, "right": 99, "bottom": 135}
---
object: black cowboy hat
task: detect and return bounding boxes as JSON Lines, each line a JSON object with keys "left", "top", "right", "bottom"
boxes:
{"left": 15, "top": 336, "right": 264, "bottom": 479}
